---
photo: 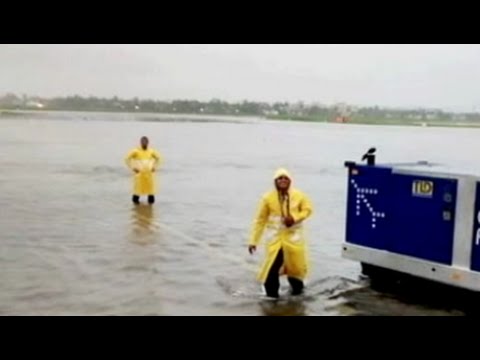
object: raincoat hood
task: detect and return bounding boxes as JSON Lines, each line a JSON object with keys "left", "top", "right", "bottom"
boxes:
{"left": 273, "top": 168, "right": 292, "bottom": 181}
{"left": 273, "top": 168, "right": 293, "bottom": 190}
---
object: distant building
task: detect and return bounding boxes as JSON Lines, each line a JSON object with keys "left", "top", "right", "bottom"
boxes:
{"left": 453, "top": 114, "right": 466, "bottom": 121}
{"left": 263, "top": 110, "right": 279, "bottom": 116}
{"left": 26, "top": 101, "right": 44, "bottom": 109}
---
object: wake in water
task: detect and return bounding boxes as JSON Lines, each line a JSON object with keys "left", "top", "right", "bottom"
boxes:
{"left": 215, "top": 274, "right": 367, "bottom": 315}
{"left": 217, "top": 275, "right": 365, "bottom": 299}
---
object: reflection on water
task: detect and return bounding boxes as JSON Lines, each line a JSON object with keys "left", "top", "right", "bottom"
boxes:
{"left": 258, "top": 299, "right": 307, "bottom": 316}
{"left": 130, "top": 205, "right": 156, "bottom": 245}
{"left": 331, "top": 277, "right": 470, "bottom": 316}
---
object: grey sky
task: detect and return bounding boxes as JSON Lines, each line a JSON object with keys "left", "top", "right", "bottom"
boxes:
{"left": 1, "top": 44, "right": 480, "bottom": 111}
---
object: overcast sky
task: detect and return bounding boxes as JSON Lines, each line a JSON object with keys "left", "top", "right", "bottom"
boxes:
{"left": 2, "top": 44, "right": 480, "bottom": 111}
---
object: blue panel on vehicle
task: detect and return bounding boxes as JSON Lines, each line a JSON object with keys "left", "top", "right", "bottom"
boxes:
{"left": 388, "top": 173, "right": 457, "bottom": 265}
{"left": 471, "top": 182, "right": 480, "bottom": 272}
{"left": 345, "top": 165, "right": 392, "bottom": 250}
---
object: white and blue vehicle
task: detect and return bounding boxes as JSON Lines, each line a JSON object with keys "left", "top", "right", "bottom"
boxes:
{"left": 342, "top": 149, "right": 480, "bottom": 293}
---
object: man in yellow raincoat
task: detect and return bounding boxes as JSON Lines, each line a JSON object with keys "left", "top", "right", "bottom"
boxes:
{"left": 124, "top": 136, "right": 162, "bottom": 205}
{"left": 248, "top": 168, "right": 313, "bottom": 298}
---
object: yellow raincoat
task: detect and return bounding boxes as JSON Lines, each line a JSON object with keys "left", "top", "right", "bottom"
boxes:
{"left": 249, "top": 168, "right": 313, "bottom": 283}
{"left": 124, "top": 147, "right": 162, "bottom": 195}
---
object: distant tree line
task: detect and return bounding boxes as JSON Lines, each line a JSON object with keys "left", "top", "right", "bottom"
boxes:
{"left": 1, "top": 93, "right": 479, "bottom": 122}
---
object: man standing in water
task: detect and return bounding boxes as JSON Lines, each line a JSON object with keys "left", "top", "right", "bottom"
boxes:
{"left": 124, "top": 136, "right": 162, "bottom": 205}
{"left": 248, "top": 168, "right": 313, "bottom": 299}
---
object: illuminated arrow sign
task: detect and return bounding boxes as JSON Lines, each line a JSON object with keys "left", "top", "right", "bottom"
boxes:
{"left": 351, "top": 179, "right": 385, "bottom": 229}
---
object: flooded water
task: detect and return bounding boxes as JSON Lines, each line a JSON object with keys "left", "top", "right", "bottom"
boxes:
{"left": 1, "top": 111, "right": 479, "bottom": 315}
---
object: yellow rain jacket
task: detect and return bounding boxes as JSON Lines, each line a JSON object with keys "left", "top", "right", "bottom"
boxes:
{"left": 124, "top": 147, "right": 162, "bottom": 195}
{"left": 249, "top": 168, "right": 313, "bottom": 283}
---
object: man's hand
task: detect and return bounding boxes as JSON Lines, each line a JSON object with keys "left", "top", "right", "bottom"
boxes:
{"left": 248, "top": 245, "right": 256, "bottom": 254}
{"left": 283, "top": 215, "right": 295, "bottom": 228}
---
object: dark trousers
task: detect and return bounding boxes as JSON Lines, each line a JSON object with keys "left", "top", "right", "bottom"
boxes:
{"left": 132, "top": 195, "right": 155, "bottom": 204}
{"left": 264, "top": 249, "right": 304, "bottom": 298}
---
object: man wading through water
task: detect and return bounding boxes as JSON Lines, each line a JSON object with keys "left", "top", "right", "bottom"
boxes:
{"left": 124, "top": 136, "right": 162, "bottom": 205}
{"left": 248, "top": 168, "right": 313, "bottom": 299}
